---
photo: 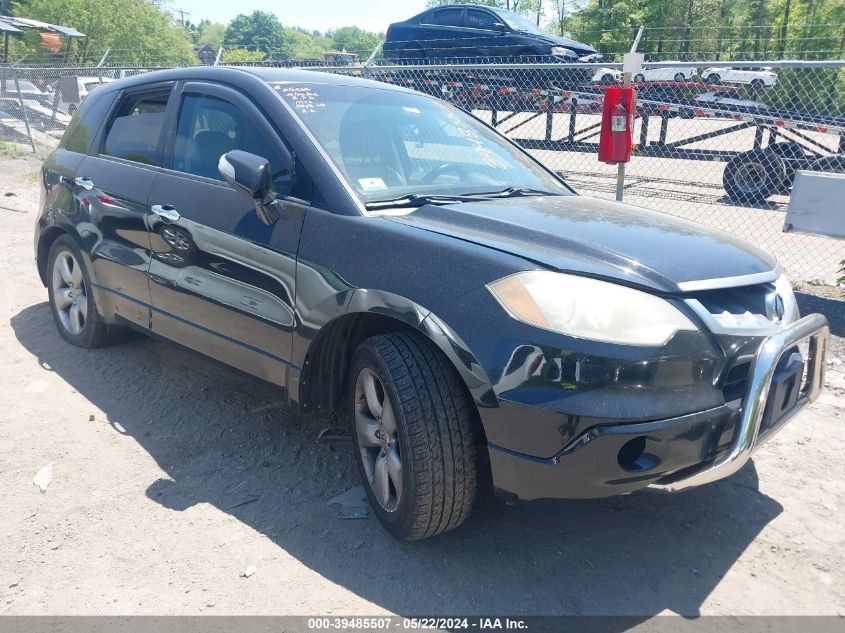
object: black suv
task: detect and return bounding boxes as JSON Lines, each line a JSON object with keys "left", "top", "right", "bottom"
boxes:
{"left": 36, "top": 67, "right": 829, "bottom": 540}
{"left": 383, "top": 5, "right": 597, "bottom": 62}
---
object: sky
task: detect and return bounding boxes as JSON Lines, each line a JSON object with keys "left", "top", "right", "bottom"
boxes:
{"left": 165, "top": 0, "right": 430, "bottom": 34}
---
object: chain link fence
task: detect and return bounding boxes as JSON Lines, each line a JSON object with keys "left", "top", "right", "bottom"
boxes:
{"left": 1, "top": 57, "right": 843, "bottom": 287}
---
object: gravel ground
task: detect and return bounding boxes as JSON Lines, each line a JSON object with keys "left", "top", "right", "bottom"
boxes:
{"left": 0, "top": 154, "right": 843, "bottom": 617}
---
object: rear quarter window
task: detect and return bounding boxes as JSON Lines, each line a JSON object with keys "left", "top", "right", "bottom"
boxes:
{"left": 58, "top": 89, "right": 117, "bottom": 154}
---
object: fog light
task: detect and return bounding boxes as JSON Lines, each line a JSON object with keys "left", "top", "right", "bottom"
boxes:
{"left": 618, "top": 436, "right": 647, "bottom": 470}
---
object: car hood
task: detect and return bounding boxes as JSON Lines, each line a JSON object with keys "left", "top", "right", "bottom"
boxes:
{"left": 529, "top": 33, "right": 597, "bottom": 56}
{"left": 384, "top": 195, "right": 776, "bottom": 294}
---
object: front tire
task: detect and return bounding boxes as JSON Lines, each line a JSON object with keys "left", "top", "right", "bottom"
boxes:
{"left": 47, "top": 235, "right": 128, "bottom": 348}
{"left": 349, "top": 333, "right": 481, "bottom": 540}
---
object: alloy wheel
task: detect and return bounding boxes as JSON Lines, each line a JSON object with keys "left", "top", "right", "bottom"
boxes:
{"left": 51, "top": 251, "right": 87, "bottom": 335}
{"left": 354, "top": 367, "right": 403, "bottom": 512}
{"left": 733, "top": 162, "right": 768, "bottom": 194}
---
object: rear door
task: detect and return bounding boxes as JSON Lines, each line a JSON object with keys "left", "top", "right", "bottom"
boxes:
{"left": 421, "top": 7, "right": 466, "bottom": 59}
{"left": 76, "top": 81, "right": 175, "bottom": 328}
{"left": 145, "top": 81, "right": 307, "bottom": 389}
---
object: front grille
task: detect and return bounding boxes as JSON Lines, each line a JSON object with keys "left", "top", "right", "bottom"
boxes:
{"left": 689, "top": 282, "right": 776, "bottom": 330}
{"left": 683, "top": 278, "right": 797, "bottom": 336}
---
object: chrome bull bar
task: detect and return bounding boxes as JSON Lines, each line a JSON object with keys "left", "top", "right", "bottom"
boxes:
{"left": 652, "top": 312, "right": 829, "bottom": 492}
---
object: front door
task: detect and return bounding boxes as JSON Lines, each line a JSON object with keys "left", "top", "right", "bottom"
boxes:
{"left": 464, "top": 8, "right": 511, "bottom": 59}
{"left": 146, "top": 81, "right": 306, "bottom": 391}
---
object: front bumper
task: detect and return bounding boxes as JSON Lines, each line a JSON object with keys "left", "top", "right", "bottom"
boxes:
{"left": 489, "top": 313, "right": 829, "bottom": 501}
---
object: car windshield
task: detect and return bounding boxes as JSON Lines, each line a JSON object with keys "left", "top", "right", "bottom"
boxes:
{"left": 272, "top": 82, "right": 569, "bottom": 204}
{"left": 495, "top": 9, "right": 543, "bottom": 34}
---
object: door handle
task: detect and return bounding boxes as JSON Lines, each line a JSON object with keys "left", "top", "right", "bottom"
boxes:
{"left": 74, "top": 177, "right": 94, "bottom": 191}
{"left": 151, "top": 204, "right": 180, "bottom": 223}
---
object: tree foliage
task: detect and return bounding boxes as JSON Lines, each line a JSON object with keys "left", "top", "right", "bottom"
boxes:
{"left": 9, "top": 0, "right": 194, "bottom": 63}
{"left": 558, "top": 0, "right": 845, "bottom": 61}
{"left": 223, "top": 11, "right": 288, "bottom": 59}
{"left": 329, "top": 26, "right": 383, "bottom": 57}
{"left": 220, "top": 47, "right": 265, "bottom": 63}
{"left": 192, "top": 19, "right": 226, "bottom": 49}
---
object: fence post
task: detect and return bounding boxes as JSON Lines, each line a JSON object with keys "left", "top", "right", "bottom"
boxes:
{"left": 639, "top": 111, "right": 650, "bottom": 148}
{"left": 97, "top": 48, "right": 110, "bottom": 67}
{"left": 12, "top": 68, "right": 36, "bottom": 152}
{"left": 545, "top": 94, "right": 554, "bottom": 141}
{"left": 616, "top": 27, "right": 644, "bottom": 202}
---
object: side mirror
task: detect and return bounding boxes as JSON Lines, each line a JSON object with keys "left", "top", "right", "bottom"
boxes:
{"left": 492, "top": 21, "right": 507, "bottom": 31}
{"left": 218, "top": 149, "right": 293, "bottom": 225}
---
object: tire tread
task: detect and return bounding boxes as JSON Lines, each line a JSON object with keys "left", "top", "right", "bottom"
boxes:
{"left": 358, "top": 332, "right": 480, "bottom": 540}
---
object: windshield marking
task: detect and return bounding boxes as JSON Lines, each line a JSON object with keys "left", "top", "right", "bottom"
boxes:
{"left": 277, "top": 86, "right": 325, "bottom": 114}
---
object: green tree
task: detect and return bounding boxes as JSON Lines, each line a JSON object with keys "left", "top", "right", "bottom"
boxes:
{"left": 193, "top": 19, "right": 226, "bottom": 49}
{"left": 220, "top": 47, "right": 265, "bottom": 62}
{"left": 11, "top": 0, "right": 194, "bottom": 63}
{"left": 329, "top": 26, "right": 383, "bottom": 57}
{"left": 223, "top": 10, "right": 287, "bottom": 59}
{"left": 282, "top": 28, "right": 323, "bottom": 59}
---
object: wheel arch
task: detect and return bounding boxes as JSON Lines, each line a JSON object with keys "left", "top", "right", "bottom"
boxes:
{"left": 37, "top": 226, "right": 65, "bottom": 285}
{"left": 297, "top": 290, "right": 497, "bottom": 417}
{"left": 36, "top": 224, "right": 80, "bottom": 286}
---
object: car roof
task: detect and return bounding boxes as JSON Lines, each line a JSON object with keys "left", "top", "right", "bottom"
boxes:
{"left": 95, "top": 65, "right": 416, "bottom": 97}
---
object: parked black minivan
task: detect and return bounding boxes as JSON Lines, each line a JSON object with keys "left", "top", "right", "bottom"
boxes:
{"left": 36, "top": 66, "right": 828, "bottom": 540}
{"left": 383, "top": 5, "right": 597, "bottom": 62}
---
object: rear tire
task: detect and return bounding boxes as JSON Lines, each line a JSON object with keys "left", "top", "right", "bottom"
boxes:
{"left": 723, "top": 149, "right": 786, "bottom": 203}
{"left": 707, "top": 73, "right": 721, "bottom": 84}
{"left": 674, "top": 72, "right": 685, "bottom": 82}
{"left": 47, "top": 236, "right": 129, "bottom": 349}
{"left": 750, "top": 78, "right": 765, "bottom": 92}
{"left": 349, "top": 333, "right": 481, "bottom": 540}
{"left": 634, "top": 73, "right": 645, "bottom": 83}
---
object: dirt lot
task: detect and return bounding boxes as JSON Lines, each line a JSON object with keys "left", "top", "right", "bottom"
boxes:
{"left": 1, "top": 154, "right": 844, "bottom": 617}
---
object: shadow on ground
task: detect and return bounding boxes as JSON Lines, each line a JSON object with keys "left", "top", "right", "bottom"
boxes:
{"left": 12, "top": 302, "right": 783, "bottom": 618}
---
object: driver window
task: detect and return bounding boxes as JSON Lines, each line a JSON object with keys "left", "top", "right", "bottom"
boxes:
{"left": 172, "top": 93, "right": 293, "bottom": 196}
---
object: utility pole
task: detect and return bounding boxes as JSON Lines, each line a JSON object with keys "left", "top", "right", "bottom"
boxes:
{"left": 174, "top": 7, "right": 191, "bottom": 28}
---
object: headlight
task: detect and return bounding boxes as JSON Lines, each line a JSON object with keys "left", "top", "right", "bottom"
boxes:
{"left": 773, "top": 273, "right": 800, "bottom": 323}
{"left": 551, "top": 46, "right": 575, "bottom": 57}
{"left": 487, "top": 271, "right": 697, "bottom": 346}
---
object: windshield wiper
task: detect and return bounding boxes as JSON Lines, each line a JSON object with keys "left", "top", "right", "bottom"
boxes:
{"left": 365, "top": 188, "right": 563, "bottom": 210}
{"left": 463, "top": 186, "right": 564, "bottom": 199}
{"left": 365, "top": 193, "right": 481, "bottom": 210}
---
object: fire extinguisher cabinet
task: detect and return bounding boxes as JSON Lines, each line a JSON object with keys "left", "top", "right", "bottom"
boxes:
{"left": 598, "top": 86, "right": 637, "bottom": 165}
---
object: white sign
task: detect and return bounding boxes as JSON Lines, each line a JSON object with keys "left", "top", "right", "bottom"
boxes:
{"left": 622, "top": 52, "right": 645, "bottom": 76}
{"left": 784, "top": 171, "right": 845, "bottom": 239}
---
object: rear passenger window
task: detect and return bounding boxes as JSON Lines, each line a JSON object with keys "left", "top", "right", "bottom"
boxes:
{"left": 102, "top": 90, "right": 170, "bottom": 165}
{"left": 427, "top": 8, "right": 462, "bottom": 26}
{"left": 59, "top": 89, "right": 116, "bottom": 154}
